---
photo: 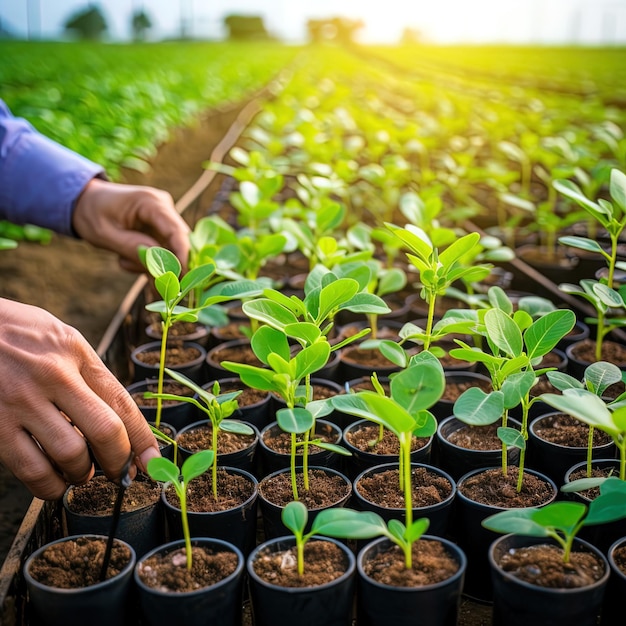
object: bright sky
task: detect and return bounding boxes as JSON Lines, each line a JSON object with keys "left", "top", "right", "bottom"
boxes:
{"left": 2, "top": 0, "right": 626, "bottom": 44}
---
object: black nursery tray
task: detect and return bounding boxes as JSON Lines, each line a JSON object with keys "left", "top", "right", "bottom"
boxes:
{"left": 0, "top": 227, "right": 607, "bottom": 626}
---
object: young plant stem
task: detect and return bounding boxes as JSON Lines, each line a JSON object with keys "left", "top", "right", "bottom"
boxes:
{"left": 291, "top": 432, "right": 299, "bottom": 501}
{"left": 155, "top": 318, "right": 171, "bottom": 428}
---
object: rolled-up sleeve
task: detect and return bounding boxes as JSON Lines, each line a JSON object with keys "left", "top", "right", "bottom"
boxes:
{"left": 0, "top": 100, "right": 105, "bottom": 236}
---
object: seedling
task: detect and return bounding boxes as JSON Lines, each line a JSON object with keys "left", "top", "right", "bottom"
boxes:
{"left": 544, "top": 361, "right": 623, "bottom": 476}
{"left": 331, "top": 351, "right": 444, "bottom": 532}
{"left": 539, "top": 388, "right": 626, "bottom": 480}
{"left": 450, "top": 288, "right": 576, "bottom": 488}
{"left": 221, "top": 324, "right": 348, "bottom": 499}
{"left": 141, "top": 245, "right": 261, "bottom": 427}
{"left": 385, "top": 226, "right": 492, "bottom": 351}
{"left": 149, "top": 423, "right": 179, "bottom": 467}
{"left": 279, "top": 501, "right": 384, "bottom": 575}
{"left": 555, "top": 168, "right": 626, "bottom": 361}
{"left": 482, "top": 477, "right": 626, "bottom": 563}
{"left": 147, "top": 450, "right": 214, "bottom": 570}
{"left": 283, "top": 500, "right": 437, "bottom": 571}
{"left": 144, "top": 367, "right": 253, "bottom": 499}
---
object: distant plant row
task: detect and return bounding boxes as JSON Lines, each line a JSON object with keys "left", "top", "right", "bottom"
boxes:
{"left": 0, "top": 40, "right": 298, "bottom": 179}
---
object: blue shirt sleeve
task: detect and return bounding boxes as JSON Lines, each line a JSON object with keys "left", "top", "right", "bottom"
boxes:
{"left": 0, "top": 99, "right": 105, "bottom": 237}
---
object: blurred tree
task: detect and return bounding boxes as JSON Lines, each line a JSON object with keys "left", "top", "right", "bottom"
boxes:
{"left": 400, "top": 27, "right": 423, "bottom": 45}
{"left": 306, "top": 17, "right": 363, "bottom": 44}
{"left": 64, "top": 5, "right": 107, "bottom": 40}
{"left": 131, "top": 9, "right": 152, "bottom": 41}
{"left": 223, "top": 15, "right": 270, "bottom": 40}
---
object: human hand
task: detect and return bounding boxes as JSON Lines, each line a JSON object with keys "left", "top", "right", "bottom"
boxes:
{"left": 0, "top": 298, "right": 160, "bottom": 500}
{"left": 72, "top": 178, "right": 191, "bottom": 272}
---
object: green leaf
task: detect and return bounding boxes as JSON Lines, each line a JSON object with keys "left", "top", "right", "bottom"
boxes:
{"left": 524, "top": 309, "right": 575, "bottom": 360}
{"left": 485, "top": 308, "right": 523, "bottom": 357}
{"left": 154, "top": 272, "right": 180, "bottom": 304}
{"left": 454, "top": 388, "right": 504, "bottom": 425}
{"left": 391, "top": 352, "right": 445, "bottom": 413}
{"left": 482, "top": 507, "right": 549, "bottom": 536}
{"left": 317, "top": 278, "right": 360, "bottom": 322}
{"left": 610, "top": 169, "right": 626, "bottom": 213}
{"left": 282, "top": 501, "right": 307, "bottom": 536}
{"left": 145, "top": 246, "right": 180, "bottom": 278}
{"left": 277, "top": 407, "right": 314, "bottom": 434}
{"left": 439, "top": 232, "right": 480, "bottom": 267}
{"left": 146, "top": 456, "right": 180, "bottom": 484}
{"left": 558, "top": 236, "right": 605, "bottom": 255}
{"left": 181, "top": 449, "right": 214, "bottom": 483}
{"left": 243, "top": 299, "right": 299, "bottom": 330}
{"left": 294, "top": 342, "right": 331, "bottom": 379}
{"left": 497, "top": 426, "right": 525, "bottom": 450}
{"left": 252, "top": 325, "right": 291, "bottom": 364}
{"left": 311, "top": 508, "right": 388, "bottom": 540}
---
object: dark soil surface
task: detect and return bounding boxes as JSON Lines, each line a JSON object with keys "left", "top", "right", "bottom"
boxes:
{"left": 27, "top": 535, "right": 133, "bottom": 588}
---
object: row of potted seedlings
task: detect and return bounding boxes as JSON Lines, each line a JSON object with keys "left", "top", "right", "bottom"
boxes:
{"left": 23, "top": 167, "right": 626, "bottom": 626}
{"left": 21, "top": 47, "right": 626, "bottom": 625}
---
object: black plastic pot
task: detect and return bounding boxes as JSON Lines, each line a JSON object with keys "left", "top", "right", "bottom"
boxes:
{"left": 130, "top": 340, "right": 207, "bottom": 384}
{"left": 258, "top": 419, "right": 343, "bottom": 475}
{"left": 435, "top": 415, "right": 522, "bottom": 481}
{"left": 24, "top": 534, "right": 136, "bottom": 626}
{"left": 161, "top": 466, "right": 258, "bottom": 557}
{"left": 453, "top": 466, "right": 558, "bottom": 602}
{"left": 565, "top": 338, "right": 626, "bottom": 380}
{"left": 257, "top": 466, "right": 352, "bottom": 540}
{"left": 356, "top": 536, "right": 467, "bottom": 626}
{"left": 430, "top": 370, "right": 491, "bottom": 421}
{"left": 527, "top": 411, "right": 616, "bottom": 485}
{"left": 352, "top": 462, "right": 456, "bottom": 539}
{"left": 63, "top": 473, "right": 163, "bottom": 558}
{"left": 176, "top": 418, "right": 260, "bottom": 475}
{"left": 489, "top": 534, "right": 610, "bottom": 626}
{"left": 341, "top": 419, "right": 433, "bottom": 480}
{"left": 126, "top": 378, "right": 196, "bottom": 431}
{"left": 602, "top": 536, "right": 626, "bottom": 626}
{"left": 134, "top": 538, "right": 245, "bottom": 626}
{"left": 563, "top": 459, "right": 626, "bottom": 553}
{"left": 247, "top": 535, "right": 356, "bottom": 626}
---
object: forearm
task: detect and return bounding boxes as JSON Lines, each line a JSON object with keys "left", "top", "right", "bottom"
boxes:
{"left": 0, "top": 104, "right": 104, "bottom": 236}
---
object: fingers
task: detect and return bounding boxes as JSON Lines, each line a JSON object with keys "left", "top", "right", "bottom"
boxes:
{"left": 0, "top": 299, "right": 160, "bottom": 499}
{"left": 72, "top": 178, "right": 191, "bottom": 271}
{"left": 51, "top": 345, "right": 160, "bottom": 481}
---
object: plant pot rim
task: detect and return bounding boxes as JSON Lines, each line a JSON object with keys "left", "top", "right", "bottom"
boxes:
{"left": 488, "top": 533, "right": 609, "bottom": 593}
{"left": 204, "top": 376, "right": 272, "bottom": 408}
{"left": 608, "top": 536, "right": 626, "bottom": 580}
{"left": 258, "top": 465, "right": 352, "bottom": 511}
{"left": 357, "top": 535, "right": 467, "bottom": 591}
{"left": 259, "top": 419, "right": 341, "bottom": 458}
{"left": 246, "top": 535, "right": 356, "bottom": 592}
{"left": 342, "top": 419, "right": 433, "bottom": 460}
{"left": 529, "top": 411, "right": 615, "bottom": 452}
{"left": 436, "top": 415, "right": 522, "bottom": 453}
{"left": 130, "top": 340, "right": 208, "bottom": 368}
{"left": 63, "top": 472, "right": 161, "bottom": 519}
{"left": 161, "top": 465, "right": 259, "bottom": 513}
{"left": 563, "top": 458, "right": 621, "bottom": 500}
{"left": 24, "top": 534, "right": 136, "bottom": 594}
{"left": 134, "top": 537, "right": 244, "bottom": 597}
{"left": 353, "top": 462, "right": 457, "bottom": 511}
{"left": 176, "top": 419, "right": 260, "bottom": 451}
